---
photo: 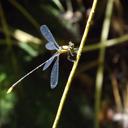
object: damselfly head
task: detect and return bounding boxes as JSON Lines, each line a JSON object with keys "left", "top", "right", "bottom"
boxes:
{"left": 69, "top": 41, "right": 74, "bottom": 48}
{"left": 61, "top": 42, "right": 74, "bottom": 51}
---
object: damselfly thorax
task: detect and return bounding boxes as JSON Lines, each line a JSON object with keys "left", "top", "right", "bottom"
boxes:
{"left": 58, "top": 42, "right": 78, "bottom": 62}
{"left": 58, "top": 42, "right": 75, "bottom": 53}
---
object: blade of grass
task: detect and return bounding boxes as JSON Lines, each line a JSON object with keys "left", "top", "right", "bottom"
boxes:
{"left": 0, "top": 2, "right": 18, "bottom": 73}
{"left": 66, "top": 0, "right": 73, "bottom": 12}
{"left": 18, "top": 42, "right": 38, "bottom": 57}
{"left": 52, "top": 0, "right": 98, "bottom": 128}
{"left": 94, "top": 0, "right": 114, "bottom": 128}
{"left": 52, "top": 0, "right": 65, "bottom": 12}
{"left": 111, "top": 73, "right": 122, "bottom": 111}
{"left": 0, "top": 3, "right": 12, "bottom": 50}
{"left": 83, "top": 34, "right": 128, "bottom": 52}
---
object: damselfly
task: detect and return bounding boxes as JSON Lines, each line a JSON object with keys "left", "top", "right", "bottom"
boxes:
{"left": 7, "top": 25, "right": 78, "bottom": 93}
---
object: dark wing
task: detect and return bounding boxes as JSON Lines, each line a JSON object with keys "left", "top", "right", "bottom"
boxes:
{"left": 50, "top": 55, "right": 59, "bottom": 89}
{"left": 40, "top": 25, "right": 59, "bottom": 50}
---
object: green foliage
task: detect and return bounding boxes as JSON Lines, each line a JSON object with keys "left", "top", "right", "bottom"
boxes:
{"left": 0, "top": 90, "right": 15, "bottom": 126}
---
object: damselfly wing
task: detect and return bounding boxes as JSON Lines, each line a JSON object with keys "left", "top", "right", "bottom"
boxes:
{"left": 40, "top": 25, "right": 60, "bottom": 50}
{"left": 50, "top": 56, "right": 59, "bottom": 89}
{"left": 40, "top": 25, "right": 61, "bottom": 88}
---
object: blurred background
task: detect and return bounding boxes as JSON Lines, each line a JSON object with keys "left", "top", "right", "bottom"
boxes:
{"left": 0, "top": 0, "right": 128, "bottom": 128}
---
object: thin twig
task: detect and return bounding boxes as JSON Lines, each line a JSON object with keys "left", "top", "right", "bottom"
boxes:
{"left": 52, "top": 0, "right": 98, "bottom": 128}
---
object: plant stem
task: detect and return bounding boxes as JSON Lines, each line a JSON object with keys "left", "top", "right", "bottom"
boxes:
{"left": 0, "top": 3, "right": 11, "bottom": 50}
{"left": 94, "top": 0, "right": 114, "bottom": 128}
{"left": 83, "top": 34, "right": 128, "bottom": 52}
{"left": 0, "top": 2, "right": 18, "bottom": 73}
{"left": 52, "top": 0, "right": 98, "bottom": 128}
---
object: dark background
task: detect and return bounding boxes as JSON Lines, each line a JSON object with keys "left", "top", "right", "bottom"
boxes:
{"left": 0, "top": 0, "right": 128, "bottom": 128}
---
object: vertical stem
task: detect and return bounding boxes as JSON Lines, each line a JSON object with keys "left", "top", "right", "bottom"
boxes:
{"left": 0, "top": 2, "right": 18, "bottom": 72}
{"left": 52, "top": 0, "right": 98, "bottom": 128}
{"left": 94, "top": 0, "right": 114, "bottom": 128}
{"left": 111, "top": 73, "right": 122, "bottom": 111}
{"left": 0, "top": 3, "right": 11, "bottom": 50}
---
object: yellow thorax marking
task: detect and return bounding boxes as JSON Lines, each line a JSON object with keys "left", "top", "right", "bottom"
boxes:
{"left": 58, "top": 45, "right": 69, "bottom": 54}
